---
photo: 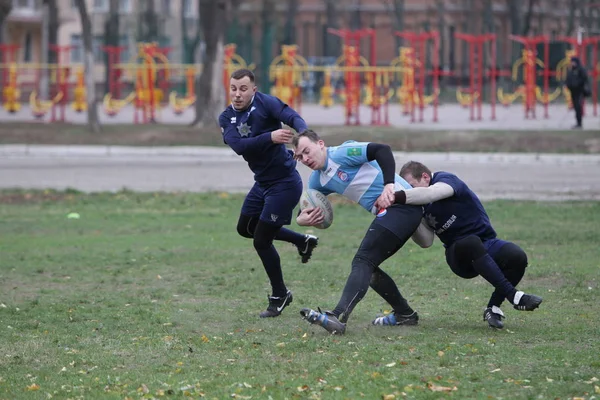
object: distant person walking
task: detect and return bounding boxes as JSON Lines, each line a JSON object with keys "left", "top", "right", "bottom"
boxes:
{"left": 565, "top": 56, "right": 590, "bottom": 129}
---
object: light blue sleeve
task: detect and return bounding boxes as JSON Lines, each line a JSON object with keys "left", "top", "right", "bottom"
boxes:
{"left": 329, "top": 141, "right": 370, "bottom": 167}
{"left": 308, "top": 171, "right": 334, "bottom": 196}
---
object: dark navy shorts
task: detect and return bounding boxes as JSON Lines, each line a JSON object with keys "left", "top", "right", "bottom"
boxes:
{"left": 370, "top": 204, "right": 423, "bottom": 242}
{"left": 241, "top": 171, "right": 302, "bottom": 226}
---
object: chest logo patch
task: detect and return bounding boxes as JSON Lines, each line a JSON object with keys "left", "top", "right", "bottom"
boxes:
{"left": 237, "top": 122, "right": 251, "bottom": 137}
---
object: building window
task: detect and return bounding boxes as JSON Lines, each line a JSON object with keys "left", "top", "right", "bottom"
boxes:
{"left": 23, "top": 32, "right": 32, "bottom": 62}
{"left": 119, "top": 35, "right": 130, "bottom": 62}
{"left": 93, "top": 36, "right": 104, "bottom": 62}
{"left": 161, "top": 0, "right": 170, "bottom": 16}
{"left": 71, "top": 34, "right": 82, "bottom": 62}
{"left": 93, "top": 0, "right": 108, "bottom": 12}
{"left": 119, "top": 0, "right": 131, "bottom": 13}
{"left": 183, "top": 0, "right": 193, "bottom": 17}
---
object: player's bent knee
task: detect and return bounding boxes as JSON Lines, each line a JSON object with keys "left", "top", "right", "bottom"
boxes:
{"left": 253, "top": 235, "right": 274, "bottom": 251}
{"left": 500, "top": 243, "right": 529, "bottom": 270}
{"left": 454, "top": 235, "right": 486, "bottom": 259}
{"left": 236, "top": 215, "right": 256, "bottom": 239}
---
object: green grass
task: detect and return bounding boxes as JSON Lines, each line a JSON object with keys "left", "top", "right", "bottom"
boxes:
{"left": 0, "top": 191, "right": 599, "bottom": 399}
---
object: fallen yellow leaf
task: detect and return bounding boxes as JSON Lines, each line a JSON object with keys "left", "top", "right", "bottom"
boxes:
{"left": 438, "top": 351, "right": 444, "bottom": 357}
{"left": 297, "top": 385, "right": 309, "bottom": 392}
{"left": 201, "top": 335, "right": 209, "bottom": 343}
{"left": 382, "top": 395, "right": 395, "bottom": 400}
{"left": 26, "top": 384, "right": 40, "bottom": 391}
{"left": 428, "top": 383, "right": 456, "bottom": 392}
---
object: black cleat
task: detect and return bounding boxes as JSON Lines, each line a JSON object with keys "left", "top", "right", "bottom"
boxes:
{"left": 372, "top": 311, "right": 419, "bottom": 326}
{"left": 297, "top": 234, "right": 318, "bottom": 264}
{"left": 259, "top": 290, "right": 293, "bottom": 318}
{"left": 483, "top": 306, "right": 505, "bottom": 329}
{"left": 513, "top": 293, "right": 543, "bottom": 311}
{"left": 300, "top": 308, "right": 346, "bottom": 335}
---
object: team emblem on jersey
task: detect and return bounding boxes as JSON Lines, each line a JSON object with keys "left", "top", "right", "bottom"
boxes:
{"left": 270, "top": 214, "right": 279, "bottom": 222}
{"left": 425, "top": 213, "right": 438, "bottom": 228}
{"left": 337, "top": 170, "right": 349, "bottom": 182}
{"left": 347, "top": 147, "right": 362, "bottom": 156}
{"left": 237, "top": 122, "right": 251, "bottom": 137}
{"left": 376, "top": 208, "right": 387, "bottom": 217}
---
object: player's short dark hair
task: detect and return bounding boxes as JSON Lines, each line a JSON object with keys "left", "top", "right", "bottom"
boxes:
{"left": 399, "top": 161, "right": 432, "bottom": 180}
{"left": 292, "top": 129, "right": 321, "bottom": 147}
{"left": 231, "top": 68, "right": 255, "bottom": 82}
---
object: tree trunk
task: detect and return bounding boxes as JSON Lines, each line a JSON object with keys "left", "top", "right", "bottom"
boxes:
{"left": 190, "top": 0, "right": 227, "bottom": 128}
{"left": 104, "top": 0, "right": 119, "bottom": 94}
{"left": 0, "top": 0, "right": 12, "bottom": 43}
{"left": 381, "top": 0, "right": 405, "bottom": 51}
{"left": 260, "top": 0, "right": 276, "bottom": 93}
{"left": 522, "top": 0, "right": 536, "bottom": 35}
{"left": 181, "top": 0, "right": 202, "bottom": 64}
{"left": 75, "top": 0, "right": 101, "bottom": 133}
{"left": 283, "top": 0, "right": 299, "bottom": 45}
{"left": 324, "top": 0, "right": 339, "bottom": 57}
{"left": 47, "top": 0, "right": 59, "bottom": 64}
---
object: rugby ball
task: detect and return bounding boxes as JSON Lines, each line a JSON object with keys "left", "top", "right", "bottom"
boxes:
{"left": 299, "top": 189, "right": 334, "bottom": 229}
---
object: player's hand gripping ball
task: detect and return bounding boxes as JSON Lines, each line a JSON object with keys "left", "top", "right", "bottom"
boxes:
{"left": 299, "top": 189, "right": 334, "bottom": 229}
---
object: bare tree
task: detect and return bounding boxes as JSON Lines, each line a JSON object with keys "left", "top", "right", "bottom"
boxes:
{"left": 190, "top": 0, "right": 228, "bottom": 128}
{"left": 522, "top": 0, "right": 537, "bottom": 35}
{"left": 0, "top": 0, "right": 11, "bottom": 43}
{"left": 181, "top": 0, "right": 202, "bottom": 64}
{"left": 45, "top": 0, "right": 59, "bottom": 63}
{"left": 323, "top": 0, "right": 340, "bottom": 57}
{"left": 381, "top": 0, "right": 405, "bottom": 48}
{"left": 136, "top": 0, "right": 159, "bottom": 43}
{"left": 74, "top": 0, "right": 101, "bottom": 133}
{"left": 282, "top": 0, "right": 299, "bottom": 45}
{"left": 103, "top": 0, "right": 119, "bottom": 94}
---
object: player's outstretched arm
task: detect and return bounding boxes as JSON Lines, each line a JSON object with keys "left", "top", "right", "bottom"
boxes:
{"left": 394, "top": 182, "right": 455, "bottom": 206}
{"left": 411, "top": 218, "right": 435, "bottom": 248}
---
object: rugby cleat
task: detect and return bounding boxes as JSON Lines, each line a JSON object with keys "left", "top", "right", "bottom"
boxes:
{"left": 300, "top": 307, "right": 346, "bottom": 335}
{"left": 513, "top": 292, "right": 543, "bottom": 311}
{"left": 296, "top": 234, "right": 318, "bottom": 264}
{"left": 372, "top": 311, "right": 419, "bottom": 326}
{"left": 483, "top": 306, "right": 505, "bottom": 329}
{"left": 259, "top": 290, "right": 293, "bottom": 318}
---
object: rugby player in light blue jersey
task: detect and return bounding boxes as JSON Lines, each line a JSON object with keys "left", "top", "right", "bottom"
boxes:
{"left": 292, "top": 129, "right": 422, "bottom": 335}
{"left": 396, "top": 161, "right": 543, "bottom": 329}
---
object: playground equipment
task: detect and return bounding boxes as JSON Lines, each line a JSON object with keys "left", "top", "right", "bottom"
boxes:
{"left": 169, "top": 66, "right": 196, "bottom": 115}
{"left": 71, "top": 66, "right": 86, "bottom": 112}
{"left": 0, "top": 44, "right": 20, "bottom": 113}
{"left": 394, "top": 31, "right": 442, "bottom": 123}
{"left": 557, "top": 34, "right": 600, "bottom": 116}
{"left": 104, "top": 42, "right": 170, "bottom": 123}
{"left": 328, "top": 28, "right": 388, "bottom": 125}
{"left": 2, "top": 63, "right": 20, "bottom": 113}
{"left": 269, "top": 45, "right": 309, "bottom": 112}
{"left": 30, "top": 45, "right": 73, "bottom": 121}
{"left": 319, "top": 69, "right": 334, "bottom": 107}
{"left": 223, "top": 44, "right": 255, "bottom": 105}
{"left": 454, "top": 33, "right": 498, "bottom": 121}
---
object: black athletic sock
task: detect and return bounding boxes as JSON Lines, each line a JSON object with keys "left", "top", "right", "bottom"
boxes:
{"left": 472, "top": 253, "right": 517, "bottom": 304}
{"left": 370, "top": 268, "right": 414, "bottom": 316}
{"left": 332, "top": 258, "right": 372, "bottom": 322}
{"left": 275, "top": 227, "right": 307, "bottom": 247}
{"left": 253, "top": 222, "right": 287, "bottom": 298}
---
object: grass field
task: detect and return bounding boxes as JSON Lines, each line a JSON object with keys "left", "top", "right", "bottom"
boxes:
{"left": 1, "top": 122, "right": 600, "bottom": 153}
{"left": 0, "top": 190, "right": 599, "bottom": 399}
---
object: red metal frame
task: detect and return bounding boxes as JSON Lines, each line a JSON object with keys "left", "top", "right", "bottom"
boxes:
{"left": 556, "top": 35, "right": 600, "bottom": 116}
{"left": 49, "top": 45, "right": 74, "bottom": 123}
{"left": 394, "top": 31, "right": 442, "bottom": 123}
{"left": 455, "top": 33, "right": 497, "bottom": 121}
{"left": 328, "top": 28, "right": 379, "bottom": 126}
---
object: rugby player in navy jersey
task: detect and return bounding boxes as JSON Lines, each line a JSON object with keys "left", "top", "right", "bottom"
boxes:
{"left": 394, "top": 161, "right": 543, "bottom": 329}
{"left": 292, "top": 129, "right": 422, "bottom": 335}
{"left": 218, "top": 69, "right": 318, "bottom": 318}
